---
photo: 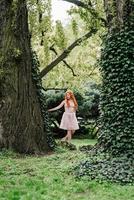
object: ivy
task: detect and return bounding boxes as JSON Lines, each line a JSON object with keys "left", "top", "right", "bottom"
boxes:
{"left": 98, "top": 27, "right": 134, "bottom": 156}
{"left": 31, "top": 51, "right": 56, "bottom": 149}
{"left": 74, "top": 152, "right": 134, "bottom": 184}
{"left": 74, "top": 25, "right": 134, "bottom": 184}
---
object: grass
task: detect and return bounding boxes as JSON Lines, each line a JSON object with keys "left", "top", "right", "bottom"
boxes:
{"left": 0, "top": 139, "right": 133, "bottom": 200}
{"left": 71, "top": 138, "right": 97, "bottom": 148}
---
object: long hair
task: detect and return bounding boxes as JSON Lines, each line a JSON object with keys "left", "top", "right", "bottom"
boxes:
{"left": 65, "top": 90, "right": 78, "bottom": 109}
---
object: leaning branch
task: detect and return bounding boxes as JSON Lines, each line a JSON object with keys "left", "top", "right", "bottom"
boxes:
{"left": 40, "top": 28, "right": 97, "bottom": 78}
{"left": 50, "top": 45, "right": 77, "bottom": 76}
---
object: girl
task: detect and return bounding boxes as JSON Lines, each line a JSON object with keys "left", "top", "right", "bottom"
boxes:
{"left": 48, "top": 90, "right": 79, "bottom": 142}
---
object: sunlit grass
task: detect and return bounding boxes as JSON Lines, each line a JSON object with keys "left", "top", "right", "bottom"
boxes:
{"left": 0, "top": 139, "right": 133, "bottom": 200}
{"left": 71, "top": 138, "right": 97, "bottom": 148}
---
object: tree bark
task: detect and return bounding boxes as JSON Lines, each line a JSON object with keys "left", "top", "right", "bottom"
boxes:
{"left": 0, "top": 0, "right": 49, "bottom": 153}
{"left": 104, "top": 0, "right": 134, "bottom": 31}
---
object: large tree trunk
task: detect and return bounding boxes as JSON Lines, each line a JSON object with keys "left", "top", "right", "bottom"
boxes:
{"left": 98, "top": 0, "right": 134, "bottom": 155}
{"left": 0, "top": 0, "right": 50, "bottom": 153}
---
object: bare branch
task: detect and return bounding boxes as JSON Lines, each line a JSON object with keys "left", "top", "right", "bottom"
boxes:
{"left": 62, "top": 60, "right": 77, "bottom": 76}
{"left": 40, "top": 28, "right": 97, "bottom": 78}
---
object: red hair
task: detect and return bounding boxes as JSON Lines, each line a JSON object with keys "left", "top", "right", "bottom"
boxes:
{"left": 65, "top": 90, "right": 78, "bottom": 109}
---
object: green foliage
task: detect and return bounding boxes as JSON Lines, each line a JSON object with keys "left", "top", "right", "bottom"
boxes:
{"left": 68, "top": 0, "right": 105, "bottom": 30}
{"left": 28, "top": 0, "right": 52, "bottom": 37}
{"left": 28, "top": 0, "right": 52, "bottom": 65}
{"left": 71, "top": 19, "right": 78, "bottom": 37}
{"left": 98, "top": 27, "right": 134, "bottom": 155}
{"left": 75, "top": 26, "right": 134, "bottom": 185}
{"left": 0, "top": 140, "right": 134, "bottom": 199}
{"left": 79, "top": 82, "right": 100, "bottom": 118}
{"left": 54, "top": 20, "right": 67, "bottom": 50}
{"left": 27, "top": 0, "right": 103, "bottom": 91}
{"left": 74, "top": 153, "right": 134, "bottom": 184}
{"left": 43, "top": 36, "right": 51, "bottom": 65}
{"left": 31, "top": 51, "right": 56, "bottom": 149}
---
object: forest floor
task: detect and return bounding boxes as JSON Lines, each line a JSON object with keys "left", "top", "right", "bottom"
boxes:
{"left": 0, "top": 139, "right": 134, "bottom": 200}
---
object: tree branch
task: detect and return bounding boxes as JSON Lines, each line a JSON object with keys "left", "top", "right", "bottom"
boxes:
{"left": 62, "top": 60, "right": 77, "bottom": 76}
{"left": 62, "top": 0, "right": 92, "bottom": 9}
{"left": 42, "top": 87, "right": 67, "bottom": 91}
{"left": 62, "top": 0, "right": 107, "bottom": 27}
{"left": 50, "top": 45, "right": 77, "bottom": 76}
{"left": 40, "top": 28, "right": 97, "bottom": 78}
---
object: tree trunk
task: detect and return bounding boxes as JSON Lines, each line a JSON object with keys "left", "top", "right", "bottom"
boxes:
{"left": 0, "top": 0, "right": 50, "bottom": 153}
{"left": 104, "top": 0, "right": 134, "bottom": 31}
{"left": 98, "top": 0, "right": 134, "bottom": 155}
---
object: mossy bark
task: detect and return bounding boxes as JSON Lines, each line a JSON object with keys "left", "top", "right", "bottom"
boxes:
{"left": 0, "top": 0, "right": 50, "bottom": 153}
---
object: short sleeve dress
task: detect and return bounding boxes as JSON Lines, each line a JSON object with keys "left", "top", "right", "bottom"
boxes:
{"left": 59, "top": 104, "right": 79, "bottom": 130}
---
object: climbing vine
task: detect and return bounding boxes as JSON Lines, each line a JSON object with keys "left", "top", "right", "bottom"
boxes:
{"left": 98, "top": 27, "right": 134, "bottom": 155}
{"left": 74, "top": 1, "right": 134, "bottom": 183}
{"left": 31, "top": 51, "right": 56, "bottom": 149}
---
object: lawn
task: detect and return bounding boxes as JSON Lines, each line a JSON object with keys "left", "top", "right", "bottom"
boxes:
{"left": 0, "top": 139, "right": 133, "bottom": 200}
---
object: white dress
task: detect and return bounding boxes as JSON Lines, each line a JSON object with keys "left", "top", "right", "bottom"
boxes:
{"left": 59, "top": 105, "right": 79, "bottom": 130}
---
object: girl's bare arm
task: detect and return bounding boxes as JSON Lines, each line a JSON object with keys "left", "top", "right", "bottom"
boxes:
{"left": 48, "top": 100, "right": 65, "bottom": 112}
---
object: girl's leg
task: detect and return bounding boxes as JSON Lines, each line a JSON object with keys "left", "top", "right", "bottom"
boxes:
{"left": 66, "top": 130, "right": 72, "bottom": 142}
{"left": 61, "top": 134, "right": 68, "bottom": 141}
{"left": 61, "top": 130, "right": 70, "bottom": 141}
{"left": 71, "top": 130, "right": 75, "bottom": 135}
{"left": 61, "top": 130, "right": 74, "bottom": 142}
